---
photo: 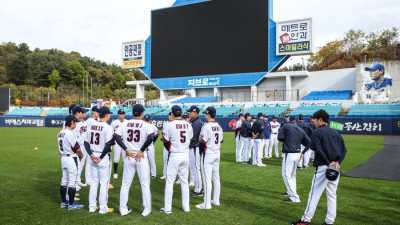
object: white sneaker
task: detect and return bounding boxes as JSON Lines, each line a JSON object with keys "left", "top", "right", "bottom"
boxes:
{"left": 160, "top": 176, "right": 166, "bottom": 180}
{"left": 160, "top": 208, "right": 172, "bottom": 214}
{"left": 121, "top": 207, "right": 132, "bottom": 216}
{"left": 189, "top": 181, "right": 195, "bottom": 187}
{"left": 113, "top": 173, "right": 118, "bottom": 179}
{"left": 141, "top": 209, "right": 152, "bottom": 217}
{"left": 78, "top": 182, "right": 87, "bottom": 187}
{"left": 257, "top": 164, "right": 267, "bottom": 167}
{"left": 211, "top": 201, "right": 220, "bottom": 206}
{"left": 74, "top": 197, "right": 80, "bottom": 201}
{"left": 182, "top": 207, "right": 190, "bottom": 213}
{"left": 195, "top": 204, "right": 211, "bottom": 210}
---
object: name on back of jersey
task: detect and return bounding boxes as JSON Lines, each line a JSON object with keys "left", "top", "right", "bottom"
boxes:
{"left": 127, "top": 122, "right": 143, "bottom": 128}
{"left": 90, "top": 125, "right": 104, "bottom": 131}
{"left": 175, "top": 124, "right": 189, "bottom": 129}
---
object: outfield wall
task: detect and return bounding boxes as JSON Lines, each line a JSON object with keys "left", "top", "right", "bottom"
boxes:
{"left": 1, "top": 116, "right": 399, "bottom": 135}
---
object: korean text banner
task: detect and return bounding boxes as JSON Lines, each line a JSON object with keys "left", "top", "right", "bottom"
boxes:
{"left": 276, "top": 18, "right": 313, "bottom": 56}
{"left": 122, "top": 40, "right": 145, "bottom": 69}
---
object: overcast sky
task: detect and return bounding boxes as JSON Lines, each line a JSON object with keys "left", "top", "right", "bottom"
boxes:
{"left": 1, "top": 0, "right": 399, "bottom": 67}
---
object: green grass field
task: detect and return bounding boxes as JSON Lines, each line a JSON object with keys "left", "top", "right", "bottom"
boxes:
{"left": 0, "top": 127, "right": 399, "bottom": 225}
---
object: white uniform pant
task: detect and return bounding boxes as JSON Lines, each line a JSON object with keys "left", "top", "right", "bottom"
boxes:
{"left": 301, "top": 165, "right": 340, "bottom": 224}
{"left": 282, "top": 153, "right": 301, "bottom": 202}
{"left": 241, "top": 137, "right": 251, "bottom": 162}
{"left": 235, "top": 135, "right": 244, "bottom": 162}
{"left": 89, "top": 153, "right": 111, "bottom": 213}
{"left": 61, "top": 155, "right": 78, "bottom": 187}
{"left": 113, "top": 144, "right": 126, "bottom": 164}
{"left": 249, "top": 139, "right": 254, "bottom": 159}
{"left": 189, "top": 148, "right": 202, "bottom": 192}
{"left": 163, "top": 148, "right": 168, "bottom": 176}
{"left": 147, "top": 145, "right": 156, "bottom": 177}
{"left": 298, "top": 145, "right": 306, "bottom": 167}
{"left": 76, "top": 147, "right": 86, "bottom": 186}
{"left": 252, "top": 139, "right": 264, "bottom": 165}
{"left": 120, "top": 153, "right": 151, "bottom": 215}
{"left": 302, "top": 150, "right": 313, "bottom": 167}
{"left": 263, "top": 138, "right": 270, "bottom": 157}
{"left": 269, "top": 134, "right": 279, "bottom": 157}
{"left": 200, "top": 152, "right": 220, "bottom": 208}
{"left": 164, "top": 152, "right": 190, "bottom": 212}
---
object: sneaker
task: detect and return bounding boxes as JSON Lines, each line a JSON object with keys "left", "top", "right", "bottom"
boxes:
{"left": 99, "top": 208, "right": 114, "bottom": 214}
{"left": 281, "top": 192, "right": 289, "bottom": 196}
{"left": 257, "top": 163, "right": 267, "bottom": 167}
{"left": 89, "top": 206, "right": 99, "bottom": 213}
{"left": 196, "top": 203, "right": 211, "bottom": 210}
{"left": 297, "top": 166, "right": 303, "bottom": 169}
{"left": 60, "top": 201, "right": 68, "bottom": 208}
{"left": 160, "top": 175, "right": 166, "bottom": 180}
{"left": 284, "top": 198, "right": 300, "bottom": 203}
{"left": 68, "top": 202, "right": 84, "bottom": 210}
{"left": 113, "top": 173, "right": 118, "bottom": 179}
{"left": 78, "top": 182, "right": 87, "bottom": 187}
{"left": 175, "top": 180, "right": 180, "bottom": 185}
{"left": 189, "top": 181, "right": 195, "bottom": 187}
{"left": 141, "top": 209, "right": 152, "bottom": 217}
{"left": 121, "top": 207, "right": 132, "bottom": 216}
{"left": 160, "top": 208, "right": 172, "bottom": 215}
{"left": 74, "top": 197, "right": 80, "bottom": 201}
{"left": 211, "top": 201, "right": 220, "bottom": 206}
{"left": 182, "top": 208, "right": 190, "bottom": 213}
{"left": 303, "top": 165, "right": 309, "bottom": 169}
{"left": 291, "top": 220, "right": 310, "bottom": 225}
{"left": 151, "top": 175, "right": 156, "bottom": 179}
{"left": 191, "top": 191, "right": 203, "bottom": 197}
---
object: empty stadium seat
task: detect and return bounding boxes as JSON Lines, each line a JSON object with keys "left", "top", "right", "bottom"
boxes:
{"left": 303, "top": 90, "right": 352, "bottom": 101}
{"left": 346, "top": 104, "right": 400, "bottom": 118}
{"left": 289, "top": 104, "right": 342, "bottom": 118}
{"left": 172, "top": 96, "right": 221, "bottom": 104}
{"left": 5, "top": 107, "right": 43, "bottom": 117}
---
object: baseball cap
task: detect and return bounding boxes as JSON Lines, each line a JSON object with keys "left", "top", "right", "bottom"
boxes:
{"left": 264, "top": 114, "right": 269, "bottom": 118}
{"left": 272, "top": 115, "right": 277, "bottom": 119}
{"left": 326, "top": 165, "right": 340, "bottom": 181}
{"left": 187, "top": 105, "right": 200, "bottom": 113}
{"left": 98, "top": 106, "right": 113, "bottom": 116}
{"left": 171, "top": 105, "right": 182, "bottom": 115}
{"left": 238, "top": 113, "right": 244, "bottom": 118}
{"left": 365, "top": 63, "right": 384, "bottom": 71}
{"left": 245, "top": 113, "right": 251, "bottom": 118}
{"left": 72, "top": 106, "right": 88, "bottom": 114}
{"left": 182, "top": 113, "right": 189, "bottom": 119}
{"left": 65, "top": 115, "right": 78, "bottom": 124}
{"left": 289, "top": 116, "right": 296, "bottom": 121}
{"left": 257, "top": 112, "right": 264, "bottom": 118}
{"left": 285, "top": 115, "right": 289, "bottom": 118}
{"left": 132, "top": 104, "right": 145, "bottom": 116}
{"left": 251, "top": 115, "right": 257, "bottom": 120}
{"left": 144, "top": 114, "right": 151, "bottom": 121}
{"left": 203, "top": 106, "right": 216, "bottom": 116}
{"left": 298, "top": 114, "right": 304, "bottom": 120}
{"left": 91, "top": 106, "right": 99, "bottom": 112}
{"left": 117, "top": 109, "right": 125, "bottom": 114}
{"left": 68, "top": 103, "right": 77, "bottom": 113}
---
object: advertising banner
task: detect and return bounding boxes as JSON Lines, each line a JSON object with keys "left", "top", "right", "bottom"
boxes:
{"left": 276, "top": 18, "right": 313, "bottom": 56}
{"left": 122, "top": 40, "right": 145, "bottom": 69}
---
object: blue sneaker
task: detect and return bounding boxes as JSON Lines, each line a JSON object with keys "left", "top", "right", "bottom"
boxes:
{"left": 60, "top": 202, "right": 68, "bottom": 208}
{"left": 68, "top": 202, "right": 84, "bottom": 210}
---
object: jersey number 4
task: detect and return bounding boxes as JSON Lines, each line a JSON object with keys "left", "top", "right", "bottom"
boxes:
{"left": 127, "top": 129, "right": 140, "bottom": 142}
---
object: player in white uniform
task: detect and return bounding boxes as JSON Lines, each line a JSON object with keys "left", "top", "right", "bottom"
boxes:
{"left": 72, "top": 106, "right": 89, "bottom": 189}
{"left": 113, "top": 104, "right": 155, "bottom": 217}
{"left": 160, "top": 105, "right": 193, "bottom": 214}
{"left": 84, "top": 106, "right": 114, "bottom": 214}
{"left": 83, "top": 105, "right": 99, "bottom": 185}
{"left": 144, "top": 114, "right": 159, "bottom": 179}
{"left": 62, "top": 104, "right": 77, "bottom": 129}
{"left": 160, "top": 112, "right": 173, "bottom": 180}
{"left": 235, "top": 114, "right": 244, "bottom": 162}
{"left": 269, "top": 116, "right": 280, "bottom": 158}
{"left": 58, "top": 115, "right": 84, "bottom": 210}
{"left": 248, "top": 116, "right": 257, "bottom": 160}
{"left": 196, "top": 107, "right": 223, "bottom": 210}
{"left": 111, "top": 109, "right": 127, "bottom": 179}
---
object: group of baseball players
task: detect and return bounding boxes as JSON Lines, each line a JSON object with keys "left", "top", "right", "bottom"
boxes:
{"left": 57, "top": 103, "right": 223, "bottom": 216}
{"left": 234, "top": 110, "right": 347, "bottom": 225}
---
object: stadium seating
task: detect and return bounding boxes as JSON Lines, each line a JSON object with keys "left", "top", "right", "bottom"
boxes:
{"left": 5, "top": 107, "right": 43, "bottom": 117}
{"left": 303, "top": 90, "right": 352, "bottom": 101}
{"left": 172, "top": 96, "right": 221, "bottom": 104}
{"left": 346, "top": 104, "right": 400, "bottom": 118}
{"left": 289, "top": 104, "right": 343, "bottom": 118}
{"left": 241, "top": 104, "right": 290, "bottom": 117}
{"left": 46, "top": 108, "right": 69, "bottom": 117}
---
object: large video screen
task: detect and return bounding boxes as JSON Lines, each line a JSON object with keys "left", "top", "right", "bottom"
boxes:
{"left": 151, "top": 0, "right": 269, "bottom": 79}
{"left": 0, "top": 88, "right": 10, "bottom": 111}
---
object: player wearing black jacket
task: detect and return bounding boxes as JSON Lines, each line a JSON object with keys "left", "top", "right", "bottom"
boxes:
{"left": 251, "top": 113, "right": 266, "bottom": 166}
{"left": 240, "top": 113, "right": 252, "bottom": 164}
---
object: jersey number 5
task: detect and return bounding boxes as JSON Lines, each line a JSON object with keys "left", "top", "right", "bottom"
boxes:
{"left": 180, "top": 131, "right": 186, "bottom": 143}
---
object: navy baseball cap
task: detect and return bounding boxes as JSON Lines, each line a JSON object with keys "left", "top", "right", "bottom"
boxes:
{"left": 238, "top": 113, "right": 244, "bottom": 118}
{"left": 99, "top": 106, "right": 113, "bottom": 116}
{"left": 132, "top": 104, "right": 145, "bottom": 116}
{"left": 251, "top": 115, "right": 257, "bottom": 120}
{"left": 289, "top": 116, "right": 296, "bottom": 121}
{"left": 117, "top": 109, "right": 125, "bottom": 114}
{"left": 144, "top": 114, "right": 151, "bottom": 121}
{"left": 72, "top": 106, "right": 88, "bottom": 114}
{"left": 258, "top": 112, "right": 264, "bottom": 118}
{"left": 65, "top": 115, "right": 78, "bottom": 123}
{"left": 298, "top": 114, "right": 304, "bottom": 120}
{"left": 187, "top": 105, "right": 200, "bottom": 113}
{"left": 171, "top": 105, "right": 182, "bottom": 115}
{"left": 182, "top": 113, "right": 189, "bottom": 119}
{"left": 272, "top": 115, "right": 277, "bottom": 119}
{"left": 69, "top": 104, "right": 77, "bottom": 113}
{"left": 245, "top": 113, "right": 251, "bottom": 117}
{"left": 203, "top": 106, "right": 216, "bottom": 116}
{"left": 365, "top": 63, "right": 384, "bottom": 71}
{"left": 326, "top": 165, "right": 340, "bottom": 181}
{"left": 285, "top": 115, "right": 289, "bottom": 118}
{"left": 91, "top": 106, "right": 99, "bottom": 112}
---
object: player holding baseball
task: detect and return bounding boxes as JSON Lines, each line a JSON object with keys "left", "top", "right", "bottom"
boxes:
{"left": 196, "top": 106, "right": 223, "bottom": 210}
{"left": 144, "top": 114, "right": 160, "bottom": 179}
{"left": 269, "top": 115, "right": 280, "bottom": 158}
{"left": 235, "top": 113, "right": 244, "bottom": 162}
{"left": 187, "top": 105, "right": 203, "bottom": 196}
{"left": 111, "top": 109, "right": 127, "bottom": 179}
{"left": 292, "top": 110, "right": 347, "bottom": 225}
{"left": 160, "top": 105, "right": 193, "bottom": 214}
{"left": 84, "top": 106, "right": 114, "bottom": 214}
{"left": 58, "top": 115, "right": 84, "bottom": 210}
{"left": 113, "top": 104, "right": 156, "bottom": 217}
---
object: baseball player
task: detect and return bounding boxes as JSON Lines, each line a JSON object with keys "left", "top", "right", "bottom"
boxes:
{"left": 111, "top": 109, "right": 127, "bottom": 179}
{"left": 269, "top": 116, "right": 280, "bottom": 158}
{"left": 84, "top": 106, "right": 114, "bottom": 214}
{"left": 296, "top": 114, "right": 313, "bottom": 169}
{"left": 113, "top": 104, "right": 155, "bottom": 217}
{"left": 196, "top": 107, "right": 223, "bottom": 210}
{"left": 144, "top": 114, "right": 160, "bottom": 179}
{"left": 251, "top": 113, "right": 265, "bottom": 166}
{"left": 86, "top": 106, "right": 99, "bottom": 127}
{"left": 248, "top": 115, "right": 257, "bottom": 159}
{"left": 281, "top": 115, "right": 290, "bottom": 127}
{"left": 182, "top": 113, "right": 190, "bottom": 122}
{"left": 278, "top": 116, "right": 311, "bottom": 203}
{"left": 263, "top": 115, "right": 271, "bottom": 158}
{"left": 72, "top": 106, "right": 89, "bottom": 189}
{"left": 160, "top": 112, "right": 174, "bottom": 180}
{"left": 62, "top": 103, "right": 77, "bottom": 129}
{"left": 308, "top": 117, "right": 316, "bottom": 161}
{"left": 235, "top": 113, "right": 245, "bottom": 163}
{"left": 187, "top": 105, "right": 203, "bottom": 197}
{"left": 241, "top": 113, "right": 252, "bottom": 164}
{"left": 160, "top": 105, "right": 193, "bottom": 214}
{"left": 292, "top": 109, "right": 347, "bottom": 225}
{"left": 58, "top": 115, "right": 84, "bottom": 210}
